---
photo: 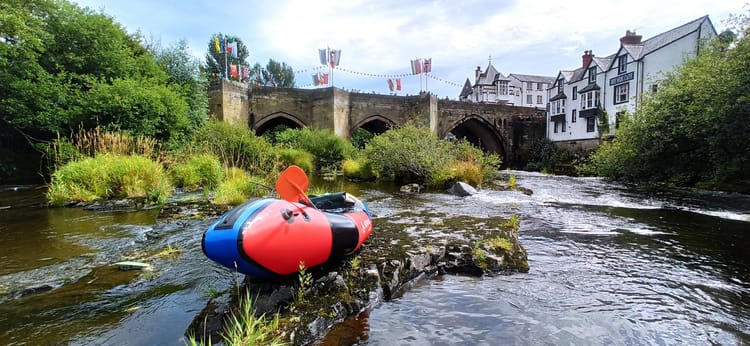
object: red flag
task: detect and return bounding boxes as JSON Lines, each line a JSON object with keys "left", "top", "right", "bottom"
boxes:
{"left": 396, "top": 79, "right": 402, "bottom": 91}
{"left": 321, "top": 73, "right": 329, "bottom": 85}
{"left": 230, "top": 64, "right": 238, "bottom": 78}
{"left": 423, "top": 58, "right": 432, "bottom": 73}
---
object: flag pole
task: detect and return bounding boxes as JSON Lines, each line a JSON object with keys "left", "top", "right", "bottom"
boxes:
{"left": 224, "top": 36, "right": 228, "bottom": 81}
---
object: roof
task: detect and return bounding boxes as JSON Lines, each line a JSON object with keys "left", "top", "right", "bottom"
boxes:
{"left": 460, "top": 78, "right": 473, "bottom": 98}
{"left": 475, "top": 63, "right": 506, "bottom": 86}
{"left": 508, "top": 73, "right": 556, "bottom": 84}
{"left": 630, "top": 15, "right": 713, "bottom": 60}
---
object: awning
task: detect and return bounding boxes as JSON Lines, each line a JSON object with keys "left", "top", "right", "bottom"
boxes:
{"left": 579, "top": 108, "right": 599, "bottom": 118}
{"left": 549, "top": 93, "right": 567, "bottom": 101}
{"left": 578, "top": 83, "right": 600, "bottom": 93}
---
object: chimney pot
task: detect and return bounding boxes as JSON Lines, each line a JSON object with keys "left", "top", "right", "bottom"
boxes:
{"left": 620, "top": 30, "right": 642, "bottom": 45}
{"left": 582, "top": 50, "right": 594, "bottom": 68}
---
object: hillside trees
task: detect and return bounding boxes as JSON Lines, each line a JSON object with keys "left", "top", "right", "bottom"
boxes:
{"left": 587, "top": 18, "right": 750, "bottom": 188}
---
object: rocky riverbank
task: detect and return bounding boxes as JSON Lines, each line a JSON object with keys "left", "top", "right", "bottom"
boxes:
{"left": 182, "top": 190, "right": 529, "bottom": 345}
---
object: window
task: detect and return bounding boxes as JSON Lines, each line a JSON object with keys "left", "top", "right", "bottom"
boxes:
{"left": 551, "top": 99, "right": 565, "bottom": 115}
{"left": 572, "top": 109, "right": 577, "bottom": 123}
{"left": 527, "top": 81, "right": 533, "bottom": 89}
{"left": 498, "top": 81, "right": 508, "bottom": 95}
{"left": 650, "top": 84, "right": 658, "bottom": 93}
{"left": 554, "top": 120, "right": 559, "bottom": 133}
{"left": 572, "top": 86, "right": 577, "bottom": 100}
{"left": 581, "top": 91, "right": 600, "bottom": 110}
{"left": 614, "top": 83, "right": 629, "bottom": 104}
{"left": 537, "top": 83, "right": 543, "bottom": 91}
{"left": 561, "top": 119, "right": 566, "bottom": 132}
{"left": 527, "top": 94, "right": 532, "bottom": 104}
{"left": 557, "top": 79, "right": 564, "bottom": 94}
{"left": 536, "top": 95, "right": 543, "bottom": 104}
{"left": 588, "top": 66, "right": 597, "bottom": 84}
{"left": 586, "top": 117, "right": 595, "bottom": 132}
{"left": 618, "top": 55, "right": 628, "bottom": 74}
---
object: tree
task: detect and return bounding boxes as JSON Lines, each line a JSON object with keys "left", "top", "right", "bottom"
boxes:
{"left": 153, "top": 39, "right": 209, "bottom": 130}
{"left": 260, "top": 59, "right": 295, "bottom": 87}
{"left": 205, "top": 33, "right": 250, "bottom": 81}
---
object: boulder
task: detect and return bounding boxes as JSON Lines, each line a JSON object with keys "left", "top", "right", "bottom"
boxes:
{"left": 449, "top": 182, "right": 477, "bottom": 197}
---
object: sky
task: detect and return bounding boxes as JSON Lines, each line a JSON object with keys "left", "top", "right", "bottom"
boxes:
{"left": 73, "top": 0, "right": 747, "bottom": 99}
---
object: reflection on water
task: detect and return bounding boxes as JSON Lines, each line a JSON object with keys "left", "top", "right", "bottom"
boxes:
{"left": 2, "top": 172, "right": 750, "bottom": 345}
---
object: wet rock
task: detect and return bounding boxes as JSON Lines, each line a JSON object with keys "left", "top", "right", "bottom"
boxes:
{"left": 449, "top": 182, "right": 478, "bottom": 197}
{"left": 399, "top": 183, "right": 423, "bottom": 193}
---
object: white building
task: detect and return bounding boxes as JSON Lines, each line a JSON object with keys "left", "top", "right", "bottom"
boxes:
{"left": 459, "top": 62, "right": 555, "bottom": 109}
{"left": 547, "top": 16, "right": 716, "bottom": 149}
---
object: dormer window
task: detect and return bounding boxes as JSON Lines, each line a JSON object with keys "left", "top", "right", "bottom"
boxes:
{"left": 618, "top": 55, "right": 627, "bottom": 74}
{"left": 588, "top": 67, "right": 597, "bottom": 84}
{"left": 557, "top": 79, "right": 564, "bottom": 94}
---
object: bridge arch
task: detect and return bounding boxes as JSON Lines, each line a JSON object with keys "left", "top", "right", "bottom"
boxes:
{"left": 350, "top": 115, "right": 395, "bottom": 136}
{"left": 445, "top": 115, "right": 507, "bottom": 159}
{"left": 254, "top": 112, "right": 307, "bottom": 136}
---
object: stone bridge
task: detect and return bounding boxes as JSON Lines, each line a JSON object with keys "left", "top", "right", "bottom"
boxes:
{"left": 209, "top": 80, "right": 546, "bottom": 166}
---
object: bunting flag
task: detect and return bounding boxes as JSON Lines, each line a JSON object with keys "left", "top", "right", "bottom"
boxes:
{"left": 214, "top": 35, "right": 220, "bottom": 53}
{"left": 329, "top": 49, "right": 341, "bottom": 68}
{"left": 410, "top": 59, "right": 423, "bottom": 75}
{"left": 396, "top": 78, "right": 402, "bottom": 91}
{"left": 312, "top": 74, "right": 320, "bottom": 86}
{"left": 228, "top": 42, "right": 238, "bottom": 58}
{"left": 387, "top": 79, "right": 394, "bottom": 91}
{"left": 423, "top": 58, "right": 432, "bottom": 73}
{"left": 242, "top": 66, "right": 249, "bottom": 80}
{"left": 219, "top": 35, "right": 226, "bottom": 53}
{"left": 318, "top": 48, "right": 329, "bottom": 65}
{"left": 230, "top": 64, "right": 238, "bottom": 78}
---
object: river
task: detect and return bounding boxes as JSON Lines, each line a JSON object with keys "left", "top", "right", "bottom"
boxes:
{"left": 1, "top": 171, "right": 749, "bottom": 345}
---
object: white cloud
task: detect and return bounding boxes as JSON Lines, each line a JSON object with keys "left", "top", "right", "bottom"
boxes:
{"left": 72, "top": 0, "right": 747, "bottom": 98}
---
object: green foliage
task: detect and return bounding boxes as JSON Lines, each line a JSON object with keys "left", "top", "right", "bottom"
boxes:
{"left": 275, "top": 148, "right": 314, "bottom": 174}
{"left": 170, "top": 154, "right": 223, "bottom": 192}
{"left": 295, "top": 262, "right": 313, "bottom": 307}
{"left": 153, "top": 39, "right": 209, "bottom": 132}
{"left": 216, "top": 290, "right": 284, "bottom": 346}
{"left": 342, "top": 158, "right": 376, "bottom": 181}
{"left": 350, "top": 128, "right": 375, "bottom": 149}
{"left": 486, "top": 237, "right": 514, "bottom": 252}
{"left": 1, "top": 0, "right": 186, "bottom": 140}
{"left": 47, "top": 154, "right": 171, "bottom": 206}
{"left": 472, "top": 241, "right": 488, "bottom": 270}
{"left": 524, "top": 139, "right": 576, "bottom": 174}
{"left": 213, "top": 167, "right": 268, "bottom": 205}
{"left": 364, "top": 124, "right": 500, "bottom": 187}
{"left": 587, "top": 24, "right": 750, "bottom": 188}
{"left": 275, "top": 128, "right": 354, "bottom": 170}
{"left": 191, "top": 120, "right": 276, "bottom": 175}
{"left": 501, "top": 214, "right": 521, "bottom": 233}
{"left": 507, "top": 174, "right": 517, "bottom": 189}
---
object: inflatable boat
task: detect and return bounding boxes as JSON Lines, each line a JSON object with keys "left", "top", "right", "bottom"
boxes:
{"left": 201, "top": 166, "right": 373, "bottom": 278}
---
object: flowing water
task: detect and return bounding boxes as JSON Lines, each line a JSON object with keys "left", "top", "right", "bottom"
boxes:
{"left": 1, "top": 172, "right": 749, "bottom": 345}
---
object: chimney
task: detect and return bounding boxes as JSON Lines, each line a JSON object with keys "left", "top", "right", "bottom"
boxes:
{"left": 475, "top": 66, "right": 481, "bottom": 83}
{"left": 582, "top": 50, "right": 594, "bottom": 68}
{"left": 620, "top": 30, "right": 642, "bottom": 46}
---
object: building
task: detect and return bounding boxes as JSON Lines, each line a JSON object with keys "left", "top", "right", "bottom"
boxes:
{"left": 547, "top": 16, "right": 716, "bottom": 150}
{"left": 459, "top": 61, "right": 555, "bottom": 109}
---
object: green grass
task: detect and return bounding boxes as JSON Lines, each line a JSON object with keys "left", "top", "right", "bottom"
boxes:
{"left": 47, "top": 154, "right": 171, "bottom": 206}
{"left": 170, "top": 154, "right": 223, "bottom": 192}
{"left": 213, "top": 168, "right": 269, "bottom": 205}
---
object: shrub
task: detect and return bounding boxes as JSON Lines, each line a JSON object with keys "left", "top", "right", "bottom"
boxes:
{"left": 363, "top": 124, "right": 453, "bottom": 184}
{"left": 275, "top": 128, "right": 355, "bottom": 169}
{"left": 170, "top": 154, "right": 223, "bottom": 192}
{"left": 191, "top": 120, "right": 276, "bottom": 175}
{"left": 213, "top": 167, "right": 269, "bottom": 205}
{"left": 342, "top": 158, "right": 376, "bottom": 181}
{"left": 275, "top": 148, "right": 314, "bottom": 174}
{"left": 47, "top": 154, "right": 171, "bottom": 206}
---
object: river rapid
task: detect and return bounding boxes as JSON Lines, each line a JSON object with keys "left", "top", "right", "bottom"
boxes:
{"left": 1, "top": 171, "right": 749, "bottom": 345}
